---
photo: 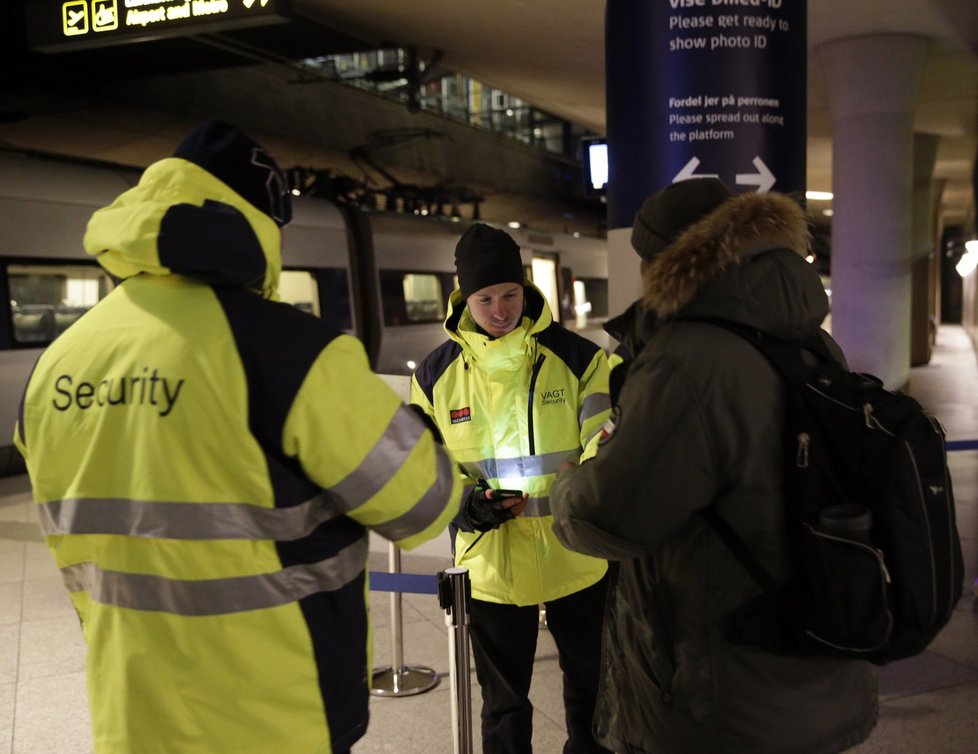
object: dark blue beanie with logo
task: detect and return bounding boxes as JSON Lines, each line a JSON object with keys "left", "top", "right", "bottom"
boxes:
{"left": 172, "top": 119, "right": 292, "bottom": 227}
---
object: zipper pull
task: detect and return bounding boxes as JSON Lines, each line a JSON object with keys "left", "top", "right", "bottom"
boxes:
{"left": 796, "top": 432, "right": 810, "bottom": 468}
{"left": 877, "top": 552, "right": 892, "bottom": 584}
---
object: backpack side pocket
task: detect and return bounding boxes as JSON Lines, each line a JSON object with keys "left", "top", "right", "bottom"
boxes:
{"left": 802, "top": 524, "right": 894, "bottom": 654}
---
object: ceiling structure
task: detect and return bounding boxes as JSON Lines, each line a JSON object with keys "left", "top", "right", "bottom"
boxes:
{"left": 2, "top": 0, "right": 976, "bottom": 234}
{"left": 292, "top": 0, "right": 978, "bottom": 227}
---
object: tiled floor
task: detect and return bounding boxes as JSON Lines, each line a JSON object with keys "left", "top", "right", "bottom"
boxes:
{"left": 2, "top": 326, "right": 977, "bottom": 754}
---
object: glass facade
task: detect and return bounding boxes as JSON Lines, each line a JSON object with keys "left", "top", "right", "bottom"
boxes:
{"left": 303, "top": 49, "right": 598, "bottom": 160}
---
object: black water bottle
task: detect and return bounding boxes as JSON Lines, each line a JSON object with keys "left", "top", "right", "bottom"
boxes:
{"left": 818, "top": 504, "right": 873, "bottom": 545}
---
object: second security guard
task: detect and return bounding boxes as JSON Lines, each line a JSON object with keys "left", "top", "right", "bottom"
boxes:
{"left": 411, "top": 224, "right": 612, "bottom": 754}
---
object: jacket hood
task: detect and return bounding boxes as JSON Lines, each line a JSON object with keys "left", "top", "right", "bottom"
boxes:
{"left": 642, "top": 191, "right": 828, "bottom": 340}
{"left": 83, "top": 157, "right": 282, "bottom": 299}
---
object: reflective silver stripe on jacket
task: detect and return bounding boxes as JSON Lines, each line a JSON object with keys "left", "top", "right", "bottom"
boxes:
{"left": 37, "top": 405, "right": 443, "bottom": 543}
{"left": 583, "top": 425, "right": 604, "bottom": 450}
{"left": 329, "top": 405, "right": 438, "bottom": 513}
{"left": 460, "top": 448, "right": 580, "bottom": 481}
{"left": 37, "top": 491, "right": 346, "bottom": 541}
{"left": 59, "top": 537, "right": 369, "bottom": 616}
{"left": 580, "top": 392, "right": 611, "bottom": 427}
{"left": 523, "top": 497, "right": 552, "bottom": 517}
{"left": 371, "top": 446, "right": 459, "bottom": 541}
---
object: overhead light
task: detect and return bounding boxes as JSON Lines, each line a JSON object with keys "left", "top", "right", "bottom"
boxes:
{"left": 507, "top": 221, "right": 521, "bottom": 229}
{"left": 806, "top": 191, "right": 833, "bottom": 201}
{"left": 956, "top": 241, "right": 978, "bottom": 278}
{"left": 822, "top": 209, "right": 834, "bottom": 217}
{"left": 805, "top": 254, "right": 815, "bottom": 264}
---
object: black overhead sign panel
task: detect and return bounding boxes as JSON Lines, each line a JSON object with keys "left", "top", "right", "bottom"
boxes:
{"left": 27, "top": 0, "right": 291, "bottom": 52}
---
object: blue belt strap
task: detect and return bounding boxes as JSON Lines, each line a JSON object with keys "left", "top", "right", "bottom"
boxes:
{"left": 947, "top": 439, "right": 978, "bottom": 452}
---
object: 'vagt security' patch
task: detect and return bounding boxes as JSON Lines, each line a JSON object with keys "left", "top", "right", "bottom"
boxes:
{"left": 450, "top": 407, "right": 472, "bottom": 424}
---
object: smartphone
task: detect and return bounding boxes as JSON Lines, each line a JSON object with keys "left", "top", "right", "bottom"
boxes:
{"left": 493, "top": 489, "right": 523, "bottom": 500}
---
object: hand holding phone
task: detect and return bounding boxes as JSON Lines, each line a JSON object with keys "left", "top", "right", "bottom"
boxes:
{"left": 463, "top": 483, "right": 527, "bottom": 531}
{"left": 486, "top": 487, "right": 528, "bottom": 517}
{"left": 490, "top": 489, "right": 523, "bottom": 501}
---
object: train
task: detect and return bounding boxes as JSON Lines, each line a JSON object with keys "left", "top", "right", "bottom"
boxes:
{"left": 0, "top": 149, "right": 609, "bottom": 476}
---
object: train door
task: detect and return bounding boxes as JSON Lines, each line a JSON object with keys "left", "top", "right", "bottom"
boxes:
{"left": 284, "top": 196, "right": 362, "bottom": 341}
{"left": 368, "top": 212, "right": 460, "bottom": 375}
{"left": 529, "top": 254, "right": 560, "bottom": 322}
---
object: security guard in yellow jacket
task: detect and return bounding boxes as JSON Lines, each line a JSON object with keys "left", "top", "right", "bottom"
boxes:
{"left": 13, "top": 120, "right": 460, "bottom": 754}
{"left": 411, "top": 224, "right": 612, "bottom": 754}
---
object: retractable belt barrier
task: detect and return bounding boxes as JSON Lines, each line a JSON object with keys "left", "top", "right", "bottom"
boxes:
{"left": 369, "top": 544, "right": 474, "bottom": 754}
{"left": 369, "top": 543, "right": 440, "bottom": 698}
{"left": 369, "top": 570, "right": 439, "bottom": 594}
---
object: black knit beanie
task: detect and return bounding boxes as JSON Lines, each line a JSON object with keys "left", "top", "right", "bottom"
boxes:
{"left": 631, "top": 178, "right": 733, "bottom": 261}
{"left": 172, "top": 119, "right": 292, "bottom": 227}
{"left": 455, "top": 223, "right": 524, "bottom": 298}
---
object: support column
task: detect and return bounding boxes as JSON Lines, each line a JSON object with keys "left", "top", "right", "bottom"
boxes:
{"left": 910, "top": 133, "right": 940, "bottom": 366}
{"left": 816, "top": 35, "right": 930, "bottom": 389}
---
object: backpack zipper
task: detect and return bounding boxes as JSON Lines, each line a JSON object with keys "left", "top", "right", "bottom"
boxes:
{"left": 796, "top": 432, "right": 810, "bottom": 468}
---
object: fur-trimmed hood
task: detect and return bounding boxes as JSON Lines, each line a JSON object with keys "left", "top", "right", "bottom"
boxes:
{"left": 642, "top": 191, "right": 829, "bottom": 340}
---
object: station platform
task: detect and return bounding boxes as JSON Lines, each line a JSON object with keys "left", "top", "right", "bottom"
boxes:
{"left": 2, "top": 326, "right": 976, "bottom": 754}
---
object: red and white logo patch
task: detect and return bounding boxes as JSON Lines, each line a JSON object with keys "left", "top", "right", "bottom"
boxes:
{"left": 597, "top": 405, "right": 621, "bottom": 445}
{"left": 450, "top": 406, "right": 472, "bottom": 424}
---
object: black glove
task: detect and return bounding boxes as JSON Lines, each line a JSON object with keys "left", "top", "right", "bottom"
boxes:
{"left": 461, "top": 481, "right": 515, "bottom": 533}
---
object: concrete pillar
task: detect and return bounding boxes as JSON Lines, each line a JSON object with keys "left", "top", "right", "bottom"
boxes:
{"left": 910, "top": 133, "right": 940, "bottom": 366}
{"left": 816, "top": 35, "right": 930, "bottom": 389}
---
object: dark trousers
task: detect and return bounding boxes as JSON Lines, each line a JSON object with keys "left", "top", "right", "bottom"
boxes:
{"left": 468, "top": 576, "right": 612, "bottom": 754}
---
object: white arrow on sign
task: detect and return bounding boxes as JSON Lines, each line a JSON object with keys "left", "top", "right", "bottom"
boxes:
{"left": 672, "top": 157, "right": 718, "bottom": 183}
{"left": 736, "top": 156, "right": 776, "bottom": 193}
{"left": 243, "top": 0, "right": 269, "bottom": 8}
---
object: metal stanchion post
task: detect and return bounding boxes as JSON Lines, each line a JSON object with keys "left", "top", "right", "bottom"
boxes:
{"left": 438, "top": 567, "right": 473, "bottom": 754}
{"left": 370, "top": 542, "right": 440, "bottom": 696}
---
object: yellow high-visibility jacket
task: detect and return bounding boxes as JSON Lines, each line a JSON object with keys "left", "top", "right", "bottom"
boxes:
{"left": 411, "top": 282, "right": 610, "bottom": 605}
{"left": 14, "top": 157, "right": 460, "bottom": 754}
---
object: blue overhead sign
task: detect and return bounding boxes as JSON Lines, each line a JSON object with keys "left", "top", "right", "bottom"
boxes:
{"left": 606, "top": 0, "right": 807, "bottom": 229}
{"left": 27, "top": 0, "right": 291, "bottom": 52}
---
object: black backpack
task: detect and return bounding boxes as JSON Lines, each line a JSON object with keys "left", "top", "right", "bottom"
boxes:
{"left": 696, "top": 319, "right": 964, "bottom": 664}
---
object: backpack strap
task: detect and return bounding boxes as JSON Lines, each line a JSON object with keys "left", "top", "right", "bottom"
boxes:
{"left": 700, "top": 506, "right": 779, "bottom": 593}
{"left": 676, "top": 315, "right": 832, "bottom": 379}
{"left": 678, "top": 315, "right": 829, "bottom": 594}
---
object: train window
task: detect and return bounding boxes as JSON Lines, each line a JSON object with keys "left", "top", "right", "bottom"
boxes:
{"left": 281, "top": 268, "right": 353, "bottom": 331}
{"left": 380, "top": 271, "right": 446, "bottom": 326}
{"left": 7, "top": 263, "right": 114, "bottom": 347}
{"left": 279, "top": 270, "right": 321, "bottom": 317}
